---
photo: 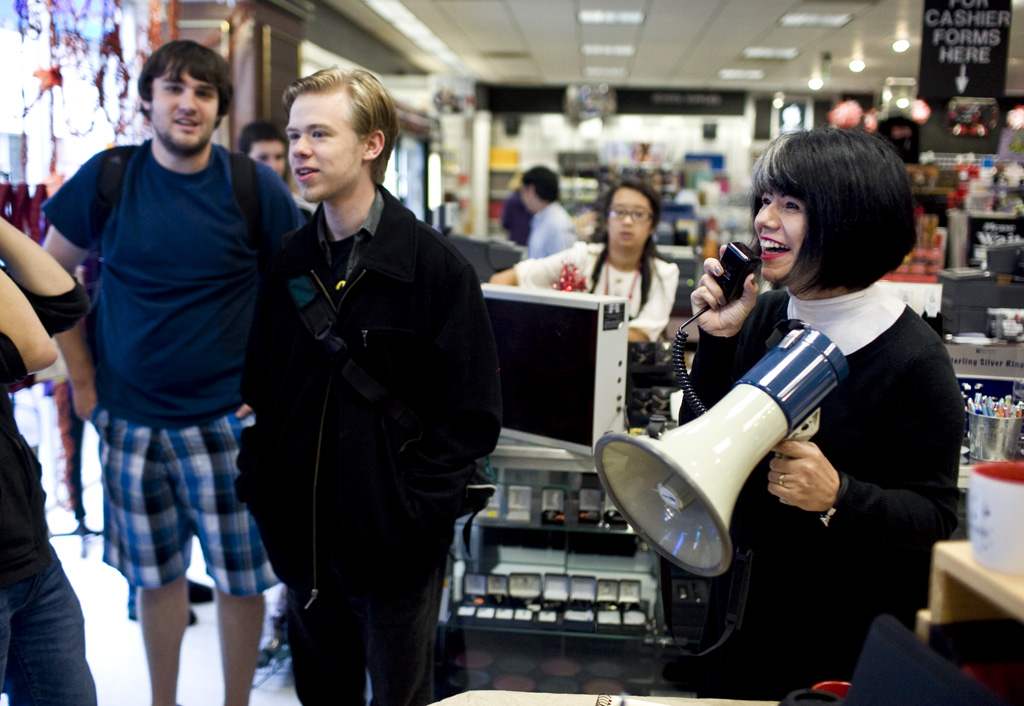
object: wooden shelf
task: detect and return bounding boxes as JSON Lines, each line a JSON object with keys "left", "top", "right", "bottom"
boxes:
{"left": 917, "top": 540, "right": 1024, "bottom": 640}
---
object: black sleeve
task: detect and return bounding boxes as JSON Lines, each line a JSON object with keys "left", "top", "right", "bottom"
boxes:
{"left": 0, "top": 331, "right": 28, "bottom": 385}
{"left": 21, "top": 281, "right": 90, "bottom": 336}
{"left": 0, "top": 281, "right": 88, "bottom": 385}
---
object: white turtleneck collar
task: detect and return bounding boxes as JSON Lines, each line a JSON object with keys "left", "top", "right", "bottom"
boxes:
{"left": 786, "top": 284, "right": 906, "bottom": 355}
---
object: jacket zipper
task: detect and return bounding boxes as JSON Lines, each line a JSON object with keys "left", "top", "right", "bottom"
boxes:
{"left": 304, "top": 369, "right": 332, "bottom": 609}
{"left": 303, "top": 268, "right": 365, "bottom": 608}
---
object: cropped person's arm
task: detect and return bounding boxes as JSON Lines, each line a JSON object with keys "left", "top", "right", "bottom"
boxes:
{"left": 2, "top": 219, "right": 78, "bottom": 296}
{"left": 0, "top": 219, "right": 84, "bottom": 376}
{"left": 42, "top": 225, "right": 96, "bottom": 419}
{"left": 0, "top": 268, "right": 56, "bottom": 375}
{"left": 489, "top": 268, "right": 518, "bottom": 285}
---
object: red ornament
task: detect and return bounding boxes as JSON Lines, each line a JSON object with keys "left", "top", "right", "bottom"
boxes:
{"left": 554, "top": 261, "right": 588, "bottom": 292}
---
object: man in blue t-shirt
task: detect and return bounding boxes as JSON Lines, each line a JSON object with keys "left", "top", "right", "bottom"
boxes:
{"left": 43, "top": 39, "right": 302, "bottom": 706}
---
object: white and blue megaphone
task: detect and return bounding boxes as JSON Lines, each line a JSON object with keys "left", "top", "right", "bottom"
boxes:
{"left": 595, "top": 325, "right": 849, "bottom": 577}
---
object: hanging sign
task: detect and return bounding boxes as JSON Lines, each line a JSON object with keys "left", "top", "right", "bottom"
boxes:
{"left": 918, "top": 0, "right": 1012, "bottom": 98}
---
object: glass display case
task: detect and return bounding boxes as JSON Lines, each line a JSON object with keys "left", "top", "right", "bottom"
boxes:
{"left": 436, "top": 442, "right": 707, "bottom": 698}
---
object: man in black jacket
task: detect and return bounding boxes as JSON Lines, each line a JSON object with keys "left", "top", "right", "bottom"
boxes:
{"left": 237, "top": 68, "right": 502, "bottom": 706}
{"left": 0, "top": 216, "right": 94, "bottom": 705}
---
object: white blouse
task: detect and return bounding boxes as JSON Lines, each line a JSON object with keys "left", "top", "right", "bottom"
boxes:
{"left": 513, "top": 241, "right": 681, "bottom": 341}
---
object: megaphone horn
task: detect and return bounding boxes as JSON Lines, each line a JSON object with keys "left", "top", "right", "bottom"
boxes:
{"left": 595, "top": 326, "right": 848, "bottom": 576}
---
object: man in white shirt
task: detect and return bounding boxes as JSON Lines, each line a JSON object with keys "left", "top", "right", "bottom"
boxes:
{"left": 520, "top": 165, "right": 577, "bottom": 259}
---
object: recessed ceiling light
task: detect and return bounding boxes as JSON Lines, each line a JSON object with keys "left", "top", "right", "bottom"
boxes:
{"left": 582, "top": 44, "right": 635, "bottom": 57}
{"left": 892, "top": 39, "right": 910, "bottom": 52}
{"left": 808, "top": 77, "right": 824, "bottom": 90}
{"left": 779, "top": 13, "right": 852, "bottom": 28}
{"left": 584, "top": 66, "right": 628, "bottom": 78}
{"left": 849, "top": 59, "right": 866, "bottom": 72}
{"left": 364, "top": 0, "right": 468, "bottom": 73}
{"left": 718, "top": 69, "right": 765, "bottom": 80}
{"left": 742, "top": 47, "right": 799, "bottom": 60}
{"left": 578, "top": 10, "right": 644, "bottom": 25}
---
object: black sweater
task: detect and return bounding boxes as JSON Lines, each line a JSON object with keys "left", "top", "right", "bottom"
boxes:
{"left": 686, "top": 289, "right": 963, "bottom": 699}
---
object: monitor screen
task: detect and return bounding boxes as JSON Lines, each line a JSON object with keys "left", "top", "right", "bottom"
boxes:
{"left": 482, "top": 285, "right": 628, "bottom": 454}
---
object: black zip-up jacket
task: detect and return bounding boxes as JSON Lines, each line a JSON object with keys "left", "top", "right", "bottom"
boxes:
{"left": 237, "top": 188, "right": 502, "bottom": 599}
{"left": 1, "top": 282, "right": 89, "bottom": 587}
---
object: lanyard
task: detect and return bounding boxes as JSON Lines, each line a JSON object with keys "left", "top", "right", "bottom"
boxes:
{"left": 604, "top": 261, "right": 641, "bottom": 302}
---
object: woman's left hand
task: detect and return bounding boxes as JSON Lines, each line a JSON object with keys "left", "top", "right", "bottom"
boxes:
{"left": 767, "top": 439, "right": 841, "bottom": 513}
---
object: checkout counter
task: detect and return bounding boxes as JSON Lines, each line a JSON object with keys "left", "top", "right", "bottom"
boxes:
{"left": 431, "top": 695, "right": 773, "bottom": 706}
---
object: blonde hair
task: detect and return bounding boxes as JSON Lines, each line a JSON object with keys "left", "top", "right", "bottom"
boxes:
{"left": 283, "top": 68, "right": 399, "bottom": 185}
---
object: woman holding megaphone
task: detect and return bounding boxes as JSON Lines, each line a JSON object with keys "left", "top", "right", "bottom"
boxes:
{"left": 683, "top": 127, "right": 963, "bottom": 700}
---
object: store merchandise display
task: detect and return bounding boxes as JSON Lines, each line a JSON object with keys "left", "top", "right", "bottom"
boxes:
{"left": 454, "top": 572, "right": 646, "bottom": 635}
{"left": 476, "top": 483, "right": 640, "bottom": 531}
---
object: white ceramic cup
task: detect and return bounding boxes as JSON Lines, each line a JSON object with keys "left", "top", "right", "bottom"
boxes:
{"left": 968, "top": 462, "right": 1024, "bottom": 575}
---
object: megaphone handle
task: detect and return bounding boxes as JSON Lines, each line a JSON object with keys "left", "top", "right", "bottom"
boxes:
{"left": 775, "top": 409, "right": 821, "bottom": 504}
{"left": 786, "top": 408, "right": 820, "bottom": 442}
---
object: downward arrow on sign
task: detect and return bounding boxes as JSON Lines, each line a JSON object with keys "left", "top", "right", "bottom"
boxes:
{"left": 956, "top": 64, "right": 970, "bottom": 94}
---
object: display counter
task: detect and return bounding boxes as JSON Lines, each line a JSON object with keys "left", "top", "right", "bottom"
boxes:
{"left": 430, "top": 692, "right": 774, "bottom": 706}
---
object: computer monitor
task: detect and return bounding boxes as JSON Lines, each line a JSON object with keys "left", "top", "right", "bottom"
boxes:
{"left": 447, "top": 234, "right": 526, "bottom": 283}
{"left": 481, "top": 284, "right": 629, "bottom": 455}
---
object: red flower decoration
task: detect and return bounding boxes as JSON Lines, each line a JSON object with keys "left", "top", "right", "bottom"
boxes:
{"left": 910, "top": 99, "right": 931, "bottom": 125}
{"left": 1008, "top": 106, "right": 1024, "bottom": 132}
{"left": 863, "top": 109, "right": 878, "bottom": 133}
{"left": 554, "top": 261, "right": 588, "bottom": 292}
{"left": 828, "top": 100, "right": 863, "bottom": 129}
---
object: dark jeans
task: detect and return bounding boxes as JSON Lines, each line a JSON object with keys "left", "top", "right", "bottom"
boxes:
{"left": 0, "top": 559, "right": 97, "bottom": 705}
{"left": 287, "top": 564, "right": 445, "bottom": 706}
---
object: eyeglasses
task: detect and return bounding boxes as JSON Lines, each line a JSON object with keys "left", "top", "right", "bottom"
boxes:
{"left": 608, "top": 208, "right": 653, "bottom": 223}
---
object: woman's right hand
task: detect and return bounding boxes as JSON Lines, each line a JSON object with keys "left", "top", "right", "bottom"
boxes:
{"left": 690, "top": 254, "right": 759, "bottom": 338}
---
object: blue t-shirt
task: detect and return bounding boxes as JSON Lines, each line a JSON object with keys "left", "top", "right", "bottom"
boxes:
{"left": 43, "top": 141, "right": 303, "bottom": 428}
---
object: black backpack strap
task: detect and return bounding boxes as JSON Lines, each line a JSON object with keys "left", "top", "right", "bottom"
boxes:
{"left": 283, "top": 271, "right": 421, "bottom": 439}
{"left": 228, "top": 152, "right": 265, "bottom": 270}
{"left": 285, "top": 273, "right": 348, "bottom": 361}
{"left": 284, "top": 269, "right": 492, "bottom": 548}
{"left": 94, "top": 145, "right": 137, "bottom": 235}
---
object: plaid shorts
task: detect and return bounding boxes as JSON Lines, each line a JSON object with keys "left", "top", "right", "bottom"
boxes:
{"left": 93, "top": 408, "right": 277, "bottom": 596}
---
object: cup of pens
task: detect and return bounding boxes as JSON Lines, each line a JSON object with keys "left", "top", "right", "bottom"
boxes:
{"left": 967, "top": 395, "right": 1024, "bottom": 462}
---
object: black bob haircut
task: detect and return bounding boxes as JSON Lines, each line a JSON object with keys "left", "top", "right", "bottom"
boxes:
{"left": 138, "top": 40, "right": 233, "bottom": 125}
{"left": 237, "top": 120, "right": 287, "bottom": 155}
{"left": 521, "top": 166, "right": 561, "bottom": 203}
{"left": 749, "top": 127, "right": 916, "bottom": 296}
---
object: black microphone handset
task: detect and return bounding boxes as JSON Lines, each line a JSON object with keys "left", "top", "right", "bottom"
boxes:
{"left": 714, "top": 242, "right": 759, "bottom": 304}
{"left": 673, "top": 241, "right": 761, "bottom": 421}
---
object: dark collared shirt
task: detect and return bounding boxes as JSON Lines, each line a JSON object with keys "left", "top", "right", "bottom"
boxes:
{"left": 317, "top": 189, "right": 384, "bottom": 283}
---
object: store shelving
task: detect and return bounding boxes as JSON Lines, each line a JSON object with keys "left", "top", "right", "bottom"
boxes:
{"left": 917, "top": 539, "right": 1024, "bottom": 640}
{"left": 436, "top": 442, "right": 699, "bottom": 697}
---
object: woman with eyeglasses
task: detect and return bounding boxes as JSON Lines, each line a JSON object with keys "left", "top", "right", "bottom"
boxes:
{"left": 490, "top": 178, "right": 680, "bottom": 341}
